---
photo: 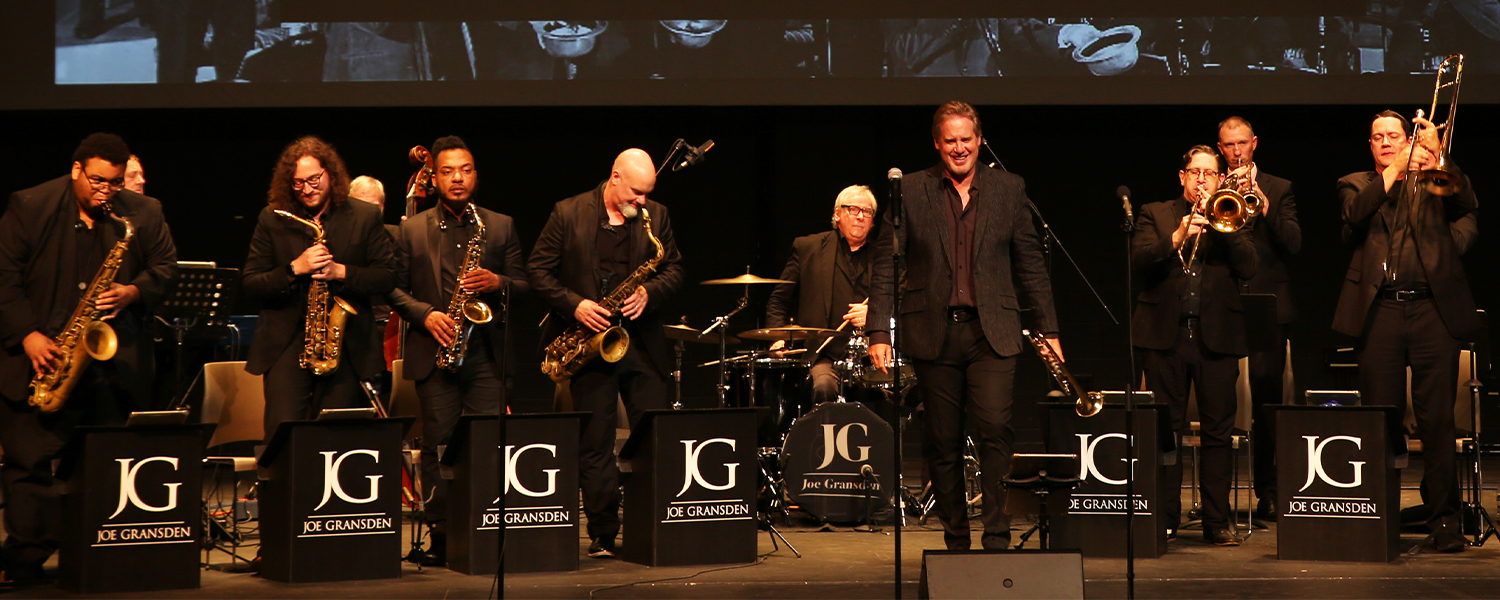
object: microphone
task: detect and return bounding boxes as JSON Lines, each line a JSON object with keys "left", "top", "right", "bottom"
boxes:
{"left": 673, "top": 140, "right": 715, "bottom": 172}
{"left": 1117, "top": 185, "right": 1133, "bottom": 221}
{"left": 861, "top": 464, "right": 875, "bottom": 478}
{"left": 888, "top": 168, "right": 903, "bottom": 227}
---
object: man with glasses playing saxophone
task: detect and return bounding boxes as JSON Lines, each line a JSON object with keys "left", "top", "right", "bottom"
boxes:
{"left": 1132, "top": 145, "right": 1257, "bottom": 547}
{"left": 1334, "top": 110, "right": 1479, "bottom": 553}
{"left": 0, "top": 133, "right": 178, "bottom": 583}
{"left": 389, "top": 136, "right": 529, "bottom": 566}
{"left": 242, "top": 136, "right": 396, "bottom": 442}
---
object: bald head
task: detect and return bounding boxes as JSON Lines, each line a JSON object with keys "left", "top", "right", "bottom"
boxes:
{"left": 604, "top": 148, "right": 656, "bottom": 220}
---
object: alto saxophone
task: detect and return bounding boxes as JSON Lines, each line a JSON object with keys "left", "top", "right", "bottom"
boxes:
{"left": 274, "top": 210, "right": 358, "bottom": 375}
{"left": 1022, "top": 329, "right": 1103, "bottom": 418}
{"left": 541, "top": 207, "right": 665, "bottom": 382}
{"left": 28, "top": 204, "right": 133, "bottom": 413}
{"left": 435, "top": 203, "right": 493, "bottom": 371}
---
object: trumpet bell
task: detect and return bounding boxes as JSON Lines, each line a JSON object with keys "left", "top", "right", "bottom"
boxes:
{"left": 82, "top": 321, "right": 118, "bottom": 361}
{"left": 462, "top": 300, "right": 493, "bottom": 324}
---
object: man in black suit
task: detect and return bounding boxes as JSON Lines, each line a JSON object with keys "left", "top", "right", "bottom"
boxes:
{"left": 0, "top": 133, "right": 178, "bottom": 582}
{"left": 1334, "top": 111, "right": 1479, "bottom": 553}
{"left": 867, "top": 101, "right": 1062, "bottom": 551}
{"left": 1216, "top": 116, "right": 1300, "bottom": 521}
{"left": 242, "top": 136, "right": 396, "bottom": 441}
{"left": 527, "top": 149, "right": 684, "bottom": 559}
{"left": 1133, "top": 145, "right": 1258, "bottom": 546}
{"left": 766, "top": 184, "right": 877, "bottom": 405}
{"left": 390, "top": 136, "right": 529, "bottom": 565}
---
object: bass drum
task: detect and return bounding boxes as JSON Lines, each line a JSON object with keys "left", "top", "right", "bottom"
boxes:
{"left": 780, "top": 402, "right": 894, "bottom": 523}
{"left": 727, "top": 357, "right": 810, "bottom": 447}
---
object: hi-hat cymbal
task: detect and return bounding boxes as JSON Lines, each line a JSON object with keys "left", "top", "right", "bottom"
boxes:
{"left": 737, "top": 326, "right": 847, "bottom": 342}
{"left": 700, "top": 274, "right": 794, "bottom": 285}
{"left": 664, "top": 324, "right": 739, "bottom": 345}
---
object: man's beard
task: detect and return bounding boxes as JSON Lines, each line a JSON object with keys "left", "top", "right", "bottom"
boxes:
{"left": 619, "top": 202, "right": 639, "bottom": 220}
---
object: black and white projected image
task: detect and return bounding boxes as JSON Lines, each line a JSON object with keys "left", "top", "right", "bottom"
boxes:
{"left": 54, "top": 0, "right": 1500, "bottom": 84}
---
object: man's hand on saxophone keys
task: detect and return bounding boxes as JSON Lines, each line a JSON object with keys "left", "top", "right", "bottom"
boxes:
{"left": 96, "top": 283, "right": 140, "bottom": 318}
{"left": 575, "top": 299, "right": 614, "bottom": 332}
{"left": 425, "top": 310, "right": 460, "bottom": 346}
{"left": 460, "top": 268, "right": 502, "bottom": 293}
{"left": 291, "top": 244, "right": 332, "bottom": 277}
{"left": 23, "top": 331, "right": 64, "bottom": 375}
{"left": 620, "top": 286, "right": 648, "bottom": 320}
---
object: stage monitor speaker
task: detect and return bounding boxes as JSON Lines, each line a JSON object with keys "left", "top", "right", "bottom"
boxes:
{"left": 918, "top": 550, "right": 1084, "bottom": 599}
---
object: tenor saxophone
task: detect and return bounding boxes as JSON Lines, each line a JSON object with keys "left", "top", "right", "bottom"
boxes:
{"left": 28, "top": 204, "right": 133, "bottom": 413}
{"left": 541, "top": 207, "right": 665, "bottom": 382}
{"left": 274, "top": 210, "right": 358, "bottom": 375}
{"left": 435, "top": 203, "right": 493, "bottom": 371}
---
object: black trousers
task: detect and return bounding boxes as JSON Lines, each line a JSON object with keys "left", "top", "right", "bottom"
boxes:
{"left": 261, "top": 342, "right": 364, "bottom": 441}
{"left": 571, "top": 344, "right": 667, "bottom": 543}
{"left": 0, "top": 363, "right": 131, "bottom": 580}
{"left": 809, "top": 358, "right": 841, "bottom": 405}
{"left": 152, "top": 0, "right": 256, "bottom": 82}
{"left": 1248, "top": 325, "right": 1286, "bottom": 498}
{"left": 416, "top": 338, "right": 503, "bottom": 535}
{"left": 1143, "top": 322, "right": 1240, "bottom": 531}
{"left": 1358, "top": 298, "right": 1461, "bottom": 528}
{"left": 912, "top": 318, "right": 1016, "bottom": 550}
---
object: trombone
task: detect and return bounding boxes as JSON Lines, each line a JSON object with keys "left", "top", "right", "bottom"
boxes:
{"left": 1407, "top": 54, "right": 1463, "bottom": 196}
{"left": 1178, "top": 173, "right": 1261, "bottom": 273}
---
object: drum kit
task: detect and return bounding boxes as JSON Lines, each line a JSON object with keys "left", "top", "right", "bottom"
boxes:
{"left": 655, "top": 270, "right": 919, "bottom": 529}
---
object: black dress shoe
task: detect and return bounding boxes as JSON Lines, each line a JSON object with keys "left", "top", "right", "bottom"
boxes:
{"left": 588, "top": 538, "right": 617, "bottom": 559}
{"left": 1255, "top": 497, "right": 1278, "bottom": 522}
{"left": 420, "top": 533, "right": 448, "bottom": 567}
{"left": 1205, "top": 528, "right": 1240, "bottom": 546}
{"left": 1165, "top": 527, "right": 1177, "bottom": 541}
{"left": 1431, "top": 527, "right": 1468, "bottom": 553}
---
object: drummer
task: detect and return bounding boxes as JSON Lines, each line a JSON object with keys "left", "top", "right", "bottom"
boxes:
{"left": 765, "top": 185, "right": 877, "bottom": 404}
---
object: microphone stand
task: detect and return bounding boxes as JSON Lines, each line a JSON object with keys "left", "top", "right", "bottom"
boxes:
{"left": 886, "top": 174, "right": 905, "bottom": 600}
{"left": 656, "top": 139, "right": 686, "bottom": 177}
{"left": 982, "top": 140, "right": 1117, "bottom": 324}
{"left": 1121, "top": 200, "right": 1137, "bottom": 600}
{"left": 493, "top": 286, "right": 511, "bottom": 599}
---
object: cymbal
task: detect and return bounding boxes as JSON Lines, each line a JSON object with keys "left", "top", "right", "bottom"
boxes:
{"left": 737, "top": 326, "right": 847, "bottom": 342}
{"left": 664, "top": 324, "right": 739, "bottom": 345}
{"left": 700, "top": 274, "right": 794, "bottom": 285}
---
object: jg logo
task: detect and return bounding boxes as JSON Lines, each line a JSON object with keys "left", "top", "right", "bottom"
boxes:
{"left": 1076, "top": 433, "right": 1137, "bottom": 485}
{"left": 1299, "top": 435, "right": 1365, "bottom": 492}
{"left": 816, "top": 423, "right": 872, "bottom": 469}
{"left": 676, "top": 439, "right": 738, "bottom": 497}
{"left": 316, "top": 449, "right": 382, "bottom": 510}
{"left": 503, "top": 444, "right": 560, "bottom": 498}
{"left": 110, "top": 457, "right": 182, "bottom": 519}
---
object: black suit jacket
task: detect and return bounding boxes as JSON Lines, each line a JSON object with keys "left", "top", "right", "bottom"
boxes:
{"left": 1332, "top": 170, "right": 1480, "bottom": 341}
{"left": 868, "top": 164, "right": 1058, "bottom": 360}
{"left": 1131, "top": 197, "right": 1259, "bottom": 357}
{"left": 241, "top": 201, "right": 396, "bottom": 379}
{"left": 390, "top": 204, "right": 530, "bottom": 382}
{"left": 765, "top": 230, "right": 868, "bottom": 360}
{"left": 1242, "top": 170, "right": 1300, "bottom": 324}
{"left": 527, "top": 185, "right": 685, "bottom": 378}
{"left": 0, "top": 176, "right": 179, "bottom": 404}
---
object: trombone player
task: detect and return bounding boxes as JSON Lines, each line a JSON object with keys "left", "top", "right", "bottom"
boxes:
{"left": 1132, "top": 145, "right": 1257, "bottom": 546}
{"left": 1334, "top": 108, "right": 1479, "bottom": 553}
{"left": 390, "top": 136, "right": 529, "bottom": 566}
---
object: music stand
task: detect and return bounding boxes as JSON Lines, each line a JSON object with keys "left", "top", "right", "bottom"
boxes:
{"left": 160, "top": 264, "right": 240, "bottom": 410}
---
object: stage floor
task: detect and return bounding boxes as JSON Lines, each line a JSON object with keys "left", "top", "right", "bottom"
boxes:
{"left": 13, "top": 481, "right": 1500, "bottom": 600}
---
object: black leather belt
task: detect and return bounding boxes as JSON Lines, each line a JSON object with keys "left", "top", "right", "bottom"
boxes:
{"left": 1181, "top": 317, "right": 1200, "bottom": 329}
{"left": 1379, "top": 288, "right": 1432, "bottom": 301}
{"left": 948, "top": 307, "right": 979, "bottom": 323}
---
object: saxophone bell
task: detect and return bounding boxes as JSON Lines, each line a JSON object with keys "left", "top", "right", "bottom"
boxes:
{"left": 462, "top": 300, "right": 493, "bottom": 324}
{"left": 82, "top": 320, "right": 118, "bottom": 361}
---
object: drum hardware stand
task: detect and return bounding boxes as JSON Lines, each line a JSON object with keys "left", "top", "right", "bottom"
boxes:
{"left": 1463, "top": 333, "right": 1497, "bottom": 547}
{"left": 672, "top": 318, "right": 687, "bottom": 410}
{"left": 755, "top": 448, "right": 802, "bottom": 557}
{"left": 703, "top": 285, "right": 750, "bottom": 408}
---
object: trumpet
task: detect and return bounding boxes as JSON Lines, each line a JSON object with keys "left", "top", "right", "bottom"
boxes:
{"left": 1179, "top": 174, "right": 1259, "bottom": 273}
{"left": 1410, "top": 54, "right": 1464, "bottom": 196}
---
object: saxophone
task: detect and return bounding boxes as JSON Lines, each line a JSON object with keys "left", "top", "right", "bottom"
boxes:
{"left": 541, "top": 207, "right": 665, "bottom": 382}
{"left": 274, "top": 210, "right": 358, "bottom": 375}
{"left": 28, "top": 205, "right": 133, "bottom": 413}
{"left": 435, "top": 203, "right": 493, "bottom": 371}
{"left": 1022, "top": 329, "right": 1103, "bottom": 418}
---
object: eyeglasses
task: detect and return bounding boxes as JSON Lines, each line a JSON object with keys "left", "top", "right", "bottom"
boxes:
{"left": 82, "top": 171, "right": 125, "bottom": 191}
{"left": 1183, "top": 168, "right": 1220, "bottom": 180}
{"left": 839, "top": 205, "right": 873, "bottom": 218}
{"left": 293, "top": 170, "right": 326, "bottom": 191}
{"left": 1370, "top": 133, "right": 1406, "bottom": 143}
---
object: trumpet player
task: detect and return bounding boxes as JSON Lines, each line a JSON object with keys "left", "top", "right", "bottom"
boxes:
{"left": 1334, "top": 110, "right": 1479, "bottom": 553}
{"left": 526, "top": 149, "right": 684, "bottom": 559}
{"left": 389, "top": 136, "right": 529, "bottom": 566}
{"left": 1132, "top": 145, "right": 1257, "bottom": 546}
{"left": 0, "top": 133, "right": 178, "bottom": 583}
{"left": 1216, "top": 116, "right": 1300, "bottom": 523}
{"left": 242, "top": 136, "right": 396, "bottom": 441}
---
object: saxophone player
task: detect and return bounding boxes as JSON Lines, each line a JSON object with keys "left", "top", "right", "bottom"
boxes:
{"left": 0, "top": 133, "right": 178, "bottom": 583}
{"left": 527, "top": 149, "right": 684, "bottom": 559}
{"left": 242, "top": 136, "right": 396, "bottom": 441}
{"left": 389, "top": 136, "right": 529, "bottom": 566}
